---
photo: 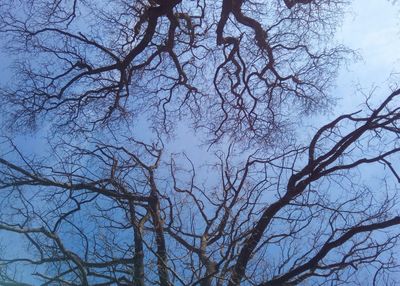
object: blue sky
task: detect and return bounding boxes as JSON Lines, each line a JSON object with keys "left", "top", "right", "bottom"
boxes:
{"left": 334, "top": 0, "right": 400, "bottom": 113}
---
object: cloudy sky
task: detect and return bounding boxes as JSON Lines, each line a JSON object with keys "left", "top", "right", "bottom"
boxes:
{"left": 334, "top": 0, "right": 400, "bottom": 112}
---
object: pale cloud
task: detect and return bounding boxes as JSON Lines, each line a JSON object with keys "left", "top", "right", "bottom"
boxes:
{"left": 333, "top": 0, "right": 400, "bottom": 111}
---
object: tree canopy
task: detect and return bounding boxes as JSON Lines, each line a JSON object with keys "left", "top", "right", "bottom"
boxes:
{"left": 0, "top": 1, "right": 400, "bottom": 285}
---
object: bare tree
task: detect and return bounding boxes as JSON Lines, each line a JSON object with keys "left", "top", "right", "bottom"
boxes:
{"left": 0, "top": 0, "right": 348, "bottom": 143}
{"left": 1, "top": 0, "right": 400, "bottom": 286}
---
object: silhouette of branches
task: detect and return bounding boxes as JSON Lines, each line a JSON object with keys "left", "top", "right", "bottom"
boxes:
{"left": 1, "top": 1, "right": 400, "bottom": 285}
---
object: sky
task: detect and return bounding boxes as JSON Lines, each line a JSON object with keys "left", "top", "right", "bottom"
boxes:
{"left": 334, "top": 0, "right": 400, "bottom": 113}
